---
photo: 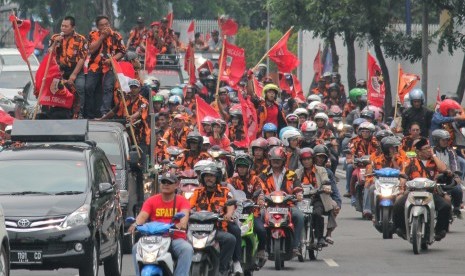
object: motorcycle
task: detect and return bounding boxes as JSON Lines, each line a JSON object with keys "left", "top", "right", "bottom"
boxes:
{"left": 299, "top": 185, "right": 317, "bottom": 260}
{"left": 187, "top": 211, "right": 221, "bottom": 276}
{"left": 353, "top": 155, "right": 371, "bottom": 216}
{"left": 373, "top": 168, "right": 400, "bottom": 239}
{"left": 263, "top": 191, "right": 295, "bottom": 270}
{"left": 233, "top": 190, "right": 261, "bottom": 275}
{"left": 404, "top": 178, "right": 437, "bottom": 254}
{"left": 127, "top": 213, "right": 185, "bottom": 276}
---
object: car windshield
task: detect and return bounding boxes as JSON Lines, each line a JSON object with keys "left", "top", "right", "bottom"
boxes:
{"left": 151, "top": 70, "right": 181, "bottom": 88}
{"left": 0, "top": 160, "right": 88, "bottom": 194}
{"left": 88, "top": 131, "right": 123, "bottom": 168}
{"left": 0, "top": 71, "right": 32, "bottom": 89}
{"left": 0, "top": 54, "right": 39, "bottom": 66}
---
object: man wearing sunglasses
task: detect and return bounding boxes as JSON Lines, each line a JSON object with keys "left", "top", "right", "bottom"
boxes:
{"left": 129, "top": 172, "right": 193, "bottom": 276}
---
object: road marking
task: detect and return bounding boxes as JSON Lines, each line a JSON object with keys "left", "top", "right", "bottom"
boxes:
{"left": 324, "top": 258, "right": 339, "bottom": 267}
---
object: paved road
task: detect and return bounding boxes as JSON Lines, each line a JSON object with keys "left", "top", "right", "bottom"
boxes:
{"left": 11, "top": 169, "right": 465, "bottom": 276}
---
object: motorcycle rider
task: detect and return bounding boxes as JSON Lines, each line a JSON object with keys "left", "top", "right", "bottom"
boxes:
{"left": 314, "top": 112, "right": 339, "bottom": 173}
{"left": 295, "top": 147, "right": 342, "bottom": 246}
{"left": 393, "top": 138, "right": 451, "bottom": 241}
{"left": 281, "top": 128, "right": 303, "bottom": 171}
{"left": 176, "top": 131, "right": 210, "bottom": 170}
{"left": 228, "top": 154, "right": 267, "bottom": 263}
{"left": 401, "top": 88, "right": 434, "bottom": 138}
{"left": 129, "top": 172, "right": 193, "bottom": 276}
{"left": 162, "top": 113, "right": 191, "bottom": 149}
{"left": 344, "top": 88, "right": 367, "bottom": 124}
{"left": 250, "top": 137, "right": 270, "bottom": 176}
{"left": 432, "top": 129, "right": 463, "bottom": 217}
{"left": 262, "top": 123, "right": 278, "bottom": 139}
{"left": 401, "top": 122, "right": 422, "bottom": 152}
{"left": 189, "top": 165, "right": 243, "bottom": 276}
{"left": 259, "top": 146, "right": 305, "bottom": 257}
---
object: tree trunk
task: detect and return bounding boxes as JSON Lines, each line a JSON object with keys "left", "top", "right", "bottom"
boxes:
{"left": 373, "top": 38, "right": 393, "bottom": 117}
{"left": 328, "top": 33, "right": 339, "bottom": 73}
{"left": 345, "top": 31, "right": 356, "bottom": 90}
{"left": 455, "top": 53, "right": 465, "bottom": 104}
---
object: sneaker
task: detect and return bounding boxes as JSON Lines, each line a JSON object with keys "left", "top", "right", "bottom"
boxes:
{"left": 453, "top": 208, "right": 462, "bottom": 219}
{"left": 233, "top": 261, "right": 243, "bottom": 275}
{"left": 293, "top": 248, "right": 302, "bottom": 257}
{"left": 343, "top": 192, "right": 351, "bottom": 198}
{"left": 317, "top": 237, "right": 327, "bottom": 247}
{"left": 351, "top": 196, "right": 356, "bottom": 206}
{"left": 256, "top": 250, "right": 267, "bottom": 268}
{"left": 434, "top": 230, "right": 446, "bottom": 241}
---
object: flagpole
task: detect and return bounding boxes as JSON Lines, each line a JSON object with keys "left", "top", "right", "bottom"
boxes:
{"left": 110, "top": 58, "right": 141, "bottom": 158}
{"left": 252, "top": 26, "right": 294, "bottom": 71}
{"left": 11, "top": 15, "right": 36, "bottom": 89}
{"left": 32, "top": 44, "right": 56, "bottom": 120}
{"left": 366, "top": 51, "right": 370, "bottom": 106}
{"left": 215, "top": 35, "right": 227, "bottom": 97}
{"left": 394, "top": 63, "right": 401, "bottom": 119}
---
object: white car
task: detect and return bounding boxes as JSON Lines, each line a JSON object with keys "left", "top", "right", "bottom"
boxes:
{"left": 0, "top": 48, "right": 39, "bottom": 100}
{"left": 0, "top": 205, "right": 10, "bottom": 276}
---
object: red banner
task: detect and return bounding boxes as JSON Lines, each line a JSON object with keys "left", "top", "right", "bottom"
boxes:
{"left": 268, "top": 30, "right": 299, "bottom": 73}
{"left": 279, "top": 73, "right": 305, "bottom": 102}
{"left": 35, "top": 54, "right": 74, "bottom": 109}
{"left": 195, "top": 95, "right": 221, "bottom": 136}
{"left": 0, "top": 109, "right": 14, "bottom": 125}
{"left": 184, "top": 44, "right": 196, "bottom": 85}
{"left": 220, "top": 40, "right": 246, "bottom": 87}
{"left": 253, "top": 77, "right": 263, "bottom": 97}
{"left": 218, "top": 18, "right": 238, "bottom": 36}
{"left": 367, "top": 53, "right": 385, "bottom": 108}
{"left": 33, "top": 22, "right": 49, "bottom": 50}
{"left": 313, "top": 45, "right": 322, "bottom": 82}
{"left": 198, "top": 60, "right": 214, "bottom": 73}
{"left": 145, "top": 39, "right": 158, "bottom": 73}
{"left": 9, "top": 15, "right": 35, "bottom": 62}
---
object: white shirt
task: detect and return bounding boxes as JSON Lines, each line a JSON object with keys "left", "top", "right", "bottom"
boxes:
{"left": 272, "top": 168, "right": 287, "bottom": 191}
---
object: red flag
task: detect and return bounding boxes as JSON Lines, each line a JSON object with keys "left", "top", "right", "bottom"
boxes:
{"left": 313, "top": 45, "right": 322, "bottom": 82}
{"left": 234, "top": 92, "right": 251, "bottom": 148}
{"left": 112, "top": 58, "right": 134, "bottom": 92}
{"left": 367, "top": 53, "right": 385, "bottom": 108}
{"left": 33, "top": 22, "right": 49, "bottom": 50}
{"left": 166, "top": 12, "right": 173, "bottom": 29}
{"left": 245, "top": 96, "right": 258, "bottom": 138}
{"left": 186, "top": 20, "right": 195, "bottom": 42}
{"left": 195, "top": 95, "right": 222, "bottom": 136}
{"left": 198, "top": 60, "right": 214, "bottom": 73}
{"left": 218, "top": 17, "right": 238, "bottom": 36}
{"left": 9, "top": 15, "right": 35, "bottom": 62}
{"left": 184, "top": 44, "right": 196, "bottom": 85}
{"left": 35, "top": 54, "right": 74, "bottom": 109}
{"left": 220, "top": 40, "right": 246, "bottom": 87}
{"left": 398, "top": 66, "right": 420, "bottom": 104}
{"left": 145, "top": 39, "right": 158, "bottom": 74}
{"left": 0, "top": 109, "right": 14, "bottom": 125}
{"left": 268, "top": 30, "right": 299, "bottom": 73}
{"left": 279, "top": 73, "right": 305, "bottom": 102}
{"left": 253, "top": 77, "right": 263, "bottom": 97}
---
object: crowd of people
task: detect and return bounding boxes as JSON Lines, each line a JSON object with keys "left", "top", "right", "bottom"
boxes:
{"left": 2, "top": 12, "right": 465, "bottom": 276}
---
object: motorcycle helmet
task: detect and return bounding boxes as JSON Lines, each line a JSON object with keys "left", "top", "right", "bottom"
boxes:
{"left": 267, "top": 137, "right": 283, "bottom": 148}
{"left": 314, "top": 102, "right": 328, "bottom": 114}
{"left": 186, "top": 131, "right": 203, "bottom": 149}
{"left": 170, "top": 87, "right": 184, "bottom": 98}
{"left": 313, "top": 144, "right": 329, "bottom": 163}
{"left": 299, "top": 147, "right": 314, "bottom": 160}
{"left": 281, "top": 128, "right": 302, "bottom": 147}
{"left": 348, "top": 88, "right": 367, "bottom": 103}
{"left": 200, "top": 165, "right": 220, "bottom": 186}
{"left": 380, "top": 136, "right": 401, "bottom": 155}
{"left": 403, "top": 92, "right": 412, "bottom": 109}
{"left": 375, "top": 129, "right": 394, "bottom": 142}
{"left": 409, "top": 88, "right": 425, "bottom": 105}
{"left": 307, "top": 94, "right": 322, "bottom": 104}
{"left": 328, "top": 105, "right": 343, "bottom": 118}
{"left": 152, "top": 94, "right": 164, "bottom": 104}
{"left": 301, "top": 121, "right": 318, "bottom": 140}
{"left": 328, "top": 83, "right": 340, "bottom": 93}
{"left": 262, "top": 123, "right": 278, "bottom": 137}
{"left": 229, "top": 104, "right": 243, "bottom": 121}
{"left": 279, "top": 126, "right": 299, "bottom": 140}
{"left": 250, "top": 137, "right": 269, "bottom": 154}
{"left": 360, "top": 109, "right": 375, "bottom": 122}
{"left": 314, "top": 112, "right": 329, "bottom": 125}
{"left": 234, "top": 154, "right": 254, "bottom": 171}
{"left": 358, "top": 122, "right": 376, "bottom": 135}
{"left": 211, "top": 118, "right": 227, "bottom": 135}
{"left": 431, "top": 129, "right": 451, "bottom": 146}
{"left": 199, "top": 68, "right": 211, "bottom": 79}
{"left": 307, "top": 101, "right": 321, "bottom": 114}
{"left": 353, "top": 118, "right": 367, "bottom": 129}
{"left": 286, "top": 113, "right": 299, "bottom": 125}
{"left": 294, "top": 108, "right": 309, "bottom": 118}
{"left": 168, "top": 95, "right": 183, "bottom": 105}
{"left": 439, "top": 99, "right": 462, "bottom": 117}
{"left": 356, "top": 79, "right": 367, "bottom": 88}
{"left": 263, "top": 83, "right": 280, "bottom": 95}
{"left": 268, "top": 146, "right": 286, "bottom": 161}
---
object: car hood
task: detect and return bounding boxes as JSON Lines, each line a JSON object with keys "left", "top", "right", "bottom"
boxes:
{"left": 1, "top": 194, "right": 88, "bottom": 217}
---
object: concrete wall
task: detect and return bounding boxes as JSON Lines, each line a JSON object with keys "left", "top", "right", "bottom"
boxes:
{"left": 299, "top": 28, "right": 465, "bottom": 106}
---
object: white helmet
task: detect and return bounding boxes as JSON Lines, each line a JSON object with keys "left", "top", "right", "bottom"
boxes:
{"left": 202, "top": 136, "right": 210, "bottom": 145}
{"left": 403, "top": 92, "right": 412, "bottom": 109}
{"left": 157, "top": 89, "right": 170, "bottom": 101}
{"left": 281, "top": 129, "right": 302, "bottom": 147}
{"left": 307, "top": 94, "right": 322, "bottom": 103}
{"left": 307, "top": 101, "right": 321, "bottom": 112}
{"left": 314, "top": 112, "right": 329, "bottom": 125}
{"left": 294, "top": 108, "right": 309, "bottom": 117}
{"left": 358, "top": 122, "right": 376, "bottom": 135}
{"left": 193, "top": 160, "right": 216, "bottom": 177}
{"left": 168, "top": 95, "right": 183, "bottom": 105}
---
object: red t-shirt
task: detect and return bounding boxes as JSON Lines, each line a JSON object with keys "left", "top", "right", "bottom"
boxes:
{"left": 141, "top": 194, "right": 190, "bottom": 239}
{"left": 265, "top": 104, "right": 278, "bottom": 126}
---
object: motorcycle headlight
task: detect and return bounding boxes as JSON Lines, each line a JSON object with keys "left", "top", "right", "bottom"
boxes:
{"left": 380, "top": 186, "right": 393, "bottom": 197}
{"left": 192, "top": 236, "right": 208, "bottom": 249}
{"left": 61, "top": 204, "right": 90, "bottom": 228}
{"left": 240, "top": 221, "right": 252, "bottom": 236}
{"left": 142, "top": 250, "right": 159, "bottom": 263}
{"left": 271, "top": 195, "right": 284, "bottom": 203}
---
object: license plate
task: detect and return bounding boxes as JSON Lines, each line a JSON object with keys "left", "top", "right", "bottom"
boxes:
{"left": 189, "top": 223, "right": 214, "bottom": 232}
{"left": 378, "top": 177, "right": 398, "bottom": 183}
{"left": 267, "top": 207, "right": 288, "bottom": 214}
{"left": 298, "top": 200, "right": 313, "bottom": 213}
{"left": 141, "top": 236, "right": 162, "bottom": 244}
{"left": 11, "top": 251, "right": 42, "bottom": 264}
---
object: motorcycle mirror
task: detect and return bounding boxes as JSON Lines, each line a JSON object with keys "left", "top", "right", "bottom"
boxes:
{"left": 173, "top": 212, "right": 185, "bottom": 220}
{"left": 125, "top": 217, "right": 136, "bottom": 224}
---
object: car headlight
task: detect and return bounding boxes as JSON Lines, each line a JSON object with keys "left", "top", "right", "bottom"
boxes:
{"left": 61, "top": 204, "right": 90, "bottom": 228}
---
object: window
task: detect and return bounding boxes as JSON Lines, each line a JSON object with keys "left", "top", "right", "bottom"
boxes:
{"left": 94, "top": 159, "right": 111, "bottom": 185}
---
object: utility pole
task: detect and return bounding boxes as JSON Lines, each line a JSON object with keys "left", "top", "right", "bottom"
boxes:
{"left": 266, "top": 0, "right": 270, "bottom": 70}
{"left": 421, "top": 0, "right": 428, "bottom": 103}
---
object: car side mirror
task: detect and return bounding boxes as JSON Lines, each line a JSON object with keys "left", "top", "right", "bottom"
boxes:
{"left": 13, "top": 95, "right": 24, "bottom": 103}
{"left": 99, "top": 182, "right": 114, "bottom": 195}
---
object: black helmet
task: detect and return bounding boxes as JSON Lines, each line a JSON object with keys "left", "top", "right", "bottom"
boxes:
{"left": 381, "top": 136, "right": 401, "bottom": 154}
{"left": 328, "top": 83, "right": 340, "bottom": 93}
{"left": 234, "top": 154, "right": 253, "bottom": 171}
{"left": 186, "top": 131, "right": 203, "bottom": 148}
{"left": 205, "top": 75, "right": 216, "bottom": 82}
{"left": 313, "top": 144, "right": 329, "bottom": 158}
{"left": 375, "top": 129, "right": 394, "bottom": 142}
{"left": 199, "top": 68, "right": 211, "bottom": 79}
{"left": 360, "top": 109, "right": 375, "bottom": 121}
